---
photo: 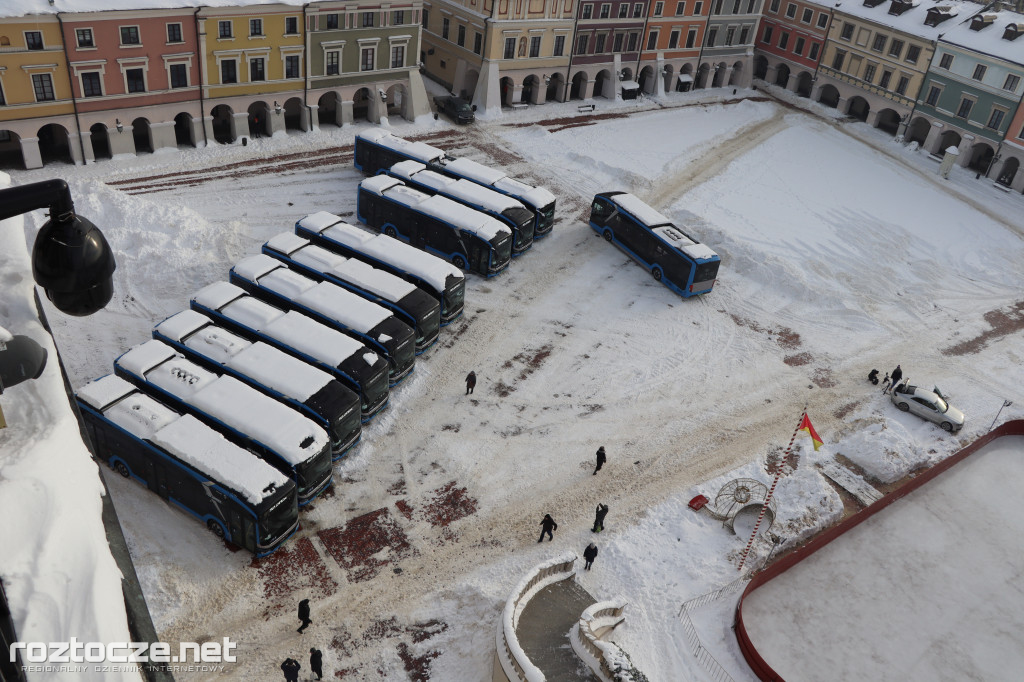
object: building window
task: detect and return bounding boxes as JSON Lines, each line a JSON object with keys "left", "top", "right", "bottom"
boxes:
{"left": 120, "top": 26, "right": 141, "bottom": 45}
{"left": 82, "top": 72, "right": 102, "bottom": 97}
{"left": 762, "top": 25, "right": 773, "bottom": 43}
{"left": 422, "top": 9, "right": 429, "bottom": 27}
{"left": 600, "top": 4, "right": 611, "bottom": 18}
{"left": 675, "top": 0, "right": 685, "bottom": 13}
{"left": 769, "top": 0, "right": 779, "bottom": 11}
{"left": 715, "top": 0, "right": 723, "bottom": 14}
{"left": 458, "top": 25, "right": 466, "bottom": 47}
{"left": 740, "top": 25, "right": 749, "bottom": 43}
{"left": 686, "top": 28, "right": 697, "bottom": 47}
{"left": 76, "top": 28, "right": 94, "bottom": 48}
{"left": 817, "top": 13, "right": 828, "bottom": 28}
{"left": 362, "top": 12, "right": 374, "bottom": 28}
{"left": 905, "top": 44, "right": 920, "bottom": 64}
{"left": 32, "top": 73, "right": 55, "bottom": 101}
{"left": 801, "top": 8, "right": 813, "bottom": 22}
{"left": 733, "top": 0, "right": 741, "bottom": 14}
{"left": 391, "top": 45, "right": 405, "bottom": 68}
{"left": 596, "top": 33, "right": 606, "bottom": 52}
{"left": 725, "top": 26, "right": 735, "bottom": 45}
{"left": 0, "top": 83, "right": 7, "bottom": 106}
{"left": 887, "top": 39, "right": 903, "bottom": 58}
{"left": 939, "top": 53, "right": 952, "bottom": 69}
{"left": 26, "top": 31, "right": 44, "bottom": 50}
{"left": 326, "top": 51, "right": 340, "bottom": 75}
{"left": 169, "top": 63, "right": 188, "bottom": 87}
{"left": 442, "top": 18, "right": 450, "bottom": 40}
{"left": 286, "top": 17, "right": 299, "bottom": 34}
{"left": 972, "top": 64, "right": 986, "bottom": 81}
{"left": 221, "top": 59, "right": 237, "bottom": 83}
{"left": 618, "top": 4, "right": 628, "bottom": 18}
{"left": 670, "top": 29, "right": 681, "bottom": 47}
{"left": 218, "top": 21, "right": 232, "bottom": 38}
{"left": 778, "top": 32, "right": 788, "bottom": 49}
{"left": 504, "top": 37, "right": 516, "bottom": 59}
{"left": 694, "top": 1, "right": 703, "bottom": 13}
{"left": 987, "top": 107, "right": 1006, "bottom": 130}
{"left": 167, "top": 23, "right": 183, "bottom": 43}
{"left": 863, "top": 63, "right": 876, "bottom": 83}
{"left": 583, "top": 4, "right": 593, "bottom": 18}
{"left": 808, "top": 42, "right": 819, "bottom": 60}
{"left": 530, "top": 35, "right": 541, "bottom": 57}
{"left": 840, "top": 23, "right": 854, "bottom": 40}
{"left": 628, "top": 32, "right": 638, "bottom": 51}
{"left": 832, "top": 49, "right": 846, "bottom": 70}
{"left": 554, "top": 34, "right": 565, "bottom": 55}
{"left": 632, "top": 3, "right": 643, "bottom": 17}
{"left": 285, "top": 55, "right": 300, "bottom": 78}
{"left": 785, "top": 3, "right": 796, "bottom": 18}
{"left": 326, "top": 14, "right": 339, "bottom": 30}
{"left": 126, "top": 67, "right": 145, "bottom": 92}
{"left": 706, "top": 27, "right": 717, "bottom": 45}
{"left": 956, "top": 97, "right": 973, "bottom": 118}
{"left": 393, "top": 11, "right": 405, "bottom": 25}
{"left": 250, "top": 19, "right": 263, "bottom": 37}
{"left": 879, "top": 69, "right": 891, "bottom": 89}
{"left": 474, "top": 33, "right": 483, "bottom": 54}
{"left": 895, "top": 75, "right": 909, "bottom": 95}
{"left": 577, "top": 34, "right": 588, "bottom": 54}
{"left": 925, "top": 85, "right": 940, "bottom": 106}
{"left": 655, "top": 1, "right": 664, "bottom": 15}
{"left": 647, "top": 30, "right": 658, "bottom": 50}
{"left": 1004, "top": 74, "right": 1020, "bottom": 92}
{"left": 249, "top": 58, "right": 265, "bottom": 81}
{"left": 361, "top": 47, "right": 375, "bottom": 71}
{"left": 794, "top": 36, "right": 805, "bottom": 55}
{"left": 613, "top": 33, "right": 624, "bottom": 52}
{"left": 871, "top": 34, "right": 886, "bottom": 52}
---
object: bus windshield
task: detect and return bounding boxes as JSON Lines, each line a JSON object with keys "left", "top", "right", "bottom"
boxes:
{"left": 295, "top": 450, "right": 332, "bottom": 500}
{"left": 260, "top": 492, "right": 299, "bottom": 546}
{"left": 492, "top": 234, "right": 512, "bottom": 268}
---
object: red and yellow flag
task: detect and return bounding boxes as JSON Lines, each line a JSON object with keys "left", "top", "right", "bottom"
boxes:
{"left": 799, "top": 414, "right": 823, "bottom": 451}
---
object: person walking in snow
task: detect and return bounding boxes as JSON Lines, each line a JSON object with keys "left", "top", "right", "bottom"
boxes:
{"left": 583, "top": 542, "right": 598, "bottom": 570}
{"left": 592, "top": 503, "right": 609, "bottom": 533}
{"left": 309, "top": 647, "right": 323, "bottom": 681}
{"left": 884, "top": 364, "right": 903, "bottom": 394}
{"left": 465, "top": 370, "right": 476, "bottom": 395}
{"left": 297, "top": 598, "right": 312, "bottom": 633}
{"left": 868, "top": 368, "right": 879, "bottom": 385}
{"left": 280, "top": 657, "right": 300, "bottom": 682}
{"left": 253, "top": 115, "right": 262, "bottom": 138}
{"left": 593, "top": 446, "right": 606, "bottom": 475}
{"left": 538, "top": 514, "right": 557, "bottom": 542}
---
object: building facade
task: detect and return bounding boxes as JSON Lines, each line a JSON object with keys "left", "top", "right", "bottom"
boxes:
{"left": 568, "top": 0, "right": 650, "bottom": 100}
{"left": 753, "top": 0, "right": 832, "bottom": 96}
{"left": 699, "top": 0, "right": 763, "bottom": 89}
{"left": 637, "top": 0, "right": 712, "bottom": 96}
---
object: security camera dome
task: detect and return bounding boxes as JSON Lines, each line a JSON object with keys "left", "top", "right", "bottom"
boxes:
{"left": 32, "top": 214, "right": 116, "bottom": 316}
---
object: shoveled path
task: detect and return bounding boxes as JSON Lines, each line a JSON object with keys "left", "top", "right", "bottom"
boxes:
{"left": 516, "top": 579, "right": 601, "bottom": 681}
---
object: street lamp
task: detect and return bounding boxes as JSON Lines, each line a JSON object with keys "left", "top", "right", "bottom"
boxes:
{"left": 0, "top": 179, "right": 116, "bottom": 317}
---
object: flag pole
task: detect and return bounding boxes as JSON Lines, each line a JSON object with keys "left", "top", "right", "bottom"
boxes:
{"left": 737, "top": 406, "right": 807, "bottom": 572}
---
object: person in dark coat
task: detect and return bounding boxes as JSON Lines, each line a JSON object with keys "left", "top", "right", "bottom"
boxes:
{"left": 309, "top": 647, "right": 323, "bottom": 681}
{"left": 884, "top": 364, "right": 903, "bottom": 394}
{"left": 538, "top": 514, "right": 557, "bottom": 542}
{"left": 868, "top": 369, "right": 879, "bottom": 385}
{"left": 593, "top": 446, "right": 606, "bottom": 475}
{"left": 583, "top": 542, "right": 598, "bottom": 570}
{"left": 253, "top": 116, "right": 262, "bottom": 138}
{"left": 465, "top": 370, "right": 476, "bottom": 395}
{"left": 280, "top": 657, "right": 300, "bottom": 682}
{"left": 592, "top": 503, "right": 609, "bottom": 533}
{"left": 297, "top": 599, "right": 312, "bottom": 633}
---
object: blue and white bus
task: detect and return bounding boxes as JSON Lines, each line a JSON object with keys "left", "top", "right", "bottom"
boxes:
{"left": 154, "top": 309, "right": 361, "bottom": 458}
{"left": 353, "top": 129, "right": 556, "bottom": 239}
{"left": 77, "top": 374, "right": 299, "bottom": 556}
{"left": 589, "top": 192, "right": 720, "bottom": 297}
{"left": 295, "top": 212, "right": 465, "bottom": 325}
{"left": 357, "top": 175, "right": 512, "bottom": 277}
{"left": 191, "top": 281, "right": 390, "bottom": 421}
{"left": 229, "top": 255, "right": 416, "bottom": 385}
{"left": 384, "top": 160, "right": 535, "bottom": 256}
{"left": 262, "top": 232, "right": 441, "bottom": 355}
{"left": 113, "top": 340, "right": 333, "bottom": 506}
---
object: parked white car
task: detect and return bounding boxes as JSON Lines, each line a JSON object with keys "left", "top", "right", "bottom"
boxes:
{"left": 890, "top": 384, "right": 965, "bottom": 432}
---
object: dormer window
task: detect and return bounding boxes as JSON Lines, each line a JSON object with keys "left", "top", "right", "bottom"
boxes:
{"left": 925, "top": 5, "right": 956, "bottom": 26}
{"left": 862, "top": 0, "right": 886, "bottom": 8}
{"left": 970, "top": 13, "right": 996, "bottom": 31}
{"left": 1003, "top": 23, "right": 1024, "bottom": 41}
{"left": 887, "top": 0, "right": 915, "bottom": 16}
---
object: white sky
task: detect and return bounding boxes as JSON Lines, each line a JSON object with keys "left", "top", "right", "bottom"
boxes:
{"left": 3, "top": 83, "right": 1023, "bottom": 681}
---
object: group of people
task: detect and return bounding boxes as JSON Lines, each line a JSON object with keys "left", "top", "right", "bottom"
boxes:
{"left": 538, "top": 444, "right": 613, "bottom": 570}
{"left": 280, "top": 600, "right": 323, "bottom": 681}
{"left": 869, "top": 364, "right": 904, "bottom": 394}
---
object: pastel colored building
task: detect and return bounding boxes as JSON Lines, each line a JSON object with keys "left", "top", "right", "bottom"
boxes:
{"left": 754, "top": 0, "right": 832, "bottom": 96}
{"left": 637, "top": 0, "right": 712, "bottom": 95}
{"left": 699, "top": 0, "right": 763, "bottom": 89}
{"left": 569, "top": 0, "right": 651, "bottom": 100}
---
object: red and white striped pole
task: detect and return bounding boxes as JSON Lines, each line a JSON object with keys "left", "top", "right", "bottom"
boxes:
{"left": 737, "top": 407, "right": 807, "bottom": 572}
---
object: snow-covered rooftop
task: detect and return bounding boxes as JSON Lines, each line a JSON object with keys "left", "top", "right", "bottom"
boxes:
{"left": 391, "top": 161, "right": 526, "bottom": 215}
{"left": 356, "top": 129, "right": 447, "bottom": 166}
{"left": 835, "top": 0, "right": 975, "bottom": 40}
{"left": 442, "top": 157, "right": 557, "bottom": 209}
{"left": 938, "top": 9, "right": 1024, "bottom": 64}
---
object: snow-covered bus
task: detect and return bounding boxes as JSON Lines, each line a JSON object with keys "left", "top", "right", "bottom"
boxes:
{"left": 229, "top": 255, "right": 415, "bottom": 386}
{"left": 191, "top": 282, "right": 390, "bottom": 422}
{"left": 353, "top": 129, "right": 556, "bottom": 239}
{"left": 295, "top": 212, "right": 465, "bottom": 325}
{"left": 589, "top": 192, "right": 720, "bottom": 297}
{"left": 384, "top": 160, "right": 535, "bottom": 257}
{"left": 113, "top": 340, "right": 333, "bottom": 506}
{"left": 77, "top": 374, "right": 299, "bottom": 556}
{"left": 357, "top": 175, "right": 512, "bottom": 278}
{"left": 154, "top": 309, "right": 361, "bottom": 458}
{"left": 262, "top": 233, "right": 441, "bottom": 355}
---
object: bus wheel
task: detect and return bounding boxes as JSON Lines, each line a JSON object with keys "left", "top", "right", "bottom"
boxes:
{"left": 652, "top": 266, "right": 663, "bottom": 282}
{"left": 452, "top": 255, "right": 467, "bottom": 270}
{"left": 207, "top": 520, "right": 226, "bottom": 539}
{"left": 113, "top": 461, "right": 130, "bottom": 478}
{"left": 603, "top": 229, "right": 614, "bottom": 242}
{"left": 384, "top": 225, "right": 398, "bottom": 238}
